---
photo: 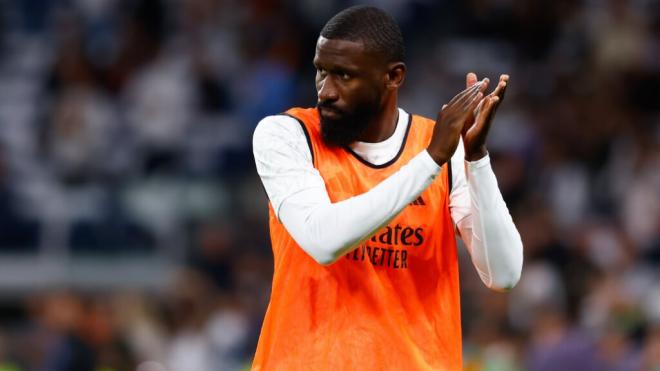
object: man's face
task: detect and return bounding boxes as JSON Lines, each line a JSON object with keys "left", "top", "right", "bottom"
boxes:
{"left": 314, "top": 37, "right": 386, "bottom": 147}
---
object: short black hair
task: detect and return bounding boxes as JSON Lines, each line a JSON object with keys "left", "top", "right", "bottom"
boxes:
{"left": 320, "top": 5, "right": 405, "bottom": 63}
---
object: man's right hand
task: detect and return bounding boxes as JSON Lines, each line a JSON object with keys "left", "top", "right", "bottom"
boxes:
{"left": 426, "top": 80, "right": 489, "bottom": 165}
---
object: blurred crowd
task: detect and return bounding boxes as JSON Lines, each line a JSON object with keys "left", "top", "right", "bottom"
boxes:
{"left": 0, "top": 0, "right": 658, "bottom": 370}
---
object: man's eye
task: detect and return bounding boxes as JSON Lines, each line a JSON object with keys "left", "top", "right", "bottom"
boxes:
{"left": 317, "top": 68, "right": 327, "bottom": 77}
{"left": 340, "top": 72, "right": 351, "bottom": 81}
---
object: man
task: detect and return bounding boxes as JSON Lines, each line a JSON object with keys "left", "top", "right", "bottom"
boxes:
{"left": 252, "top": 5, "right": 523, "bottom": 370}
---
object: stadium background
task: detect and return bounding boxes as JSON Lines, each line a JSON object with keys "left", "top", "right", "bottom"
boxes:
{"left": 0, "top": 0, "right": 658, "bottom": 370}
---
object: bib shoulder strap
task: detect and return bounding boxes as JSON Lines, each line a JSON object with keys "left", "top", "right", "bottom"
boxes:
{"left": 281, "top": 107, "right": 321, "bottom": 168}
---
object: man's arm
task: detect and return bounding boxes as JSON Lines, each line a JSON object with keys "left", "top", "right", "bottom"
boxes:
{"left": 254, "top": 114, "right": 442, "bottom": 265}
{"left": 449, "top": 142, "right": 523, "bottom": 291}
{"left": 450, "top": 72, "right": 523, "bottom": 291}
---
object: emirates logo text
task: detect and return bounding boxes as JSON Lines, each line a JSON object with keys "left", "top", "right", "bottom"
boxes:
{"left": 345, "top": 224, "right": 425, "bottom": 269}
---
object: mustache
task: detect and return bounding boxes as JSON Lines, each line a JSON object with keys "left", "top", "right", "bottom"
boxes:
{"left": 316, "top": 101, "right": 345, "bottom": 115}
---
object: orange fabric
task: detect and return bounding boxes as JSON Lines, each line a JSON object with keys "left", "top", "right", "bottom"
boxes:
{"left": 252, "top": 108, "right": 461, "bottom": 371}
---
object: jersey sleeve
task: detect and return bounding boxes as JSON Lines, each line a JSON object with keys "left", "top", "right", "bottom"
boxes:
{"left": 449, "top": 142, "right": 523, "bottom": 291}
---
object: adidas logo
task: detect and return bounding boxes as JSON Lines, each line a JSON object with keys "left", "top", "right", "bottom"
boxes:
{"left": 410, "top": 196, "right": 426, "bottom": 206}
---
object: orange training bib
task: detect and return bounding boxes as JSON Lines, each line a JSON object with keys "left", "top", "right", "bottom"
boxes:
{"left": 252, "top": 107, "right": 461, "bottom": 371}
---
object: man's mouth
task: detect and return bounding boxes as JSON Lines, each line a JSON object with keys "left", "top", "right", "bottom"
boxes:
{"left": 319, "top": 106, "right": 343, "bottom": 120}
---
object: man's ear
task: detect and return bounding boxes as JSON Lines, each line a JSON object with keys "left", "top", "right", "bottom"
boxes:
{"left": 385, "top": 62, "right": 406, "bottom": 90}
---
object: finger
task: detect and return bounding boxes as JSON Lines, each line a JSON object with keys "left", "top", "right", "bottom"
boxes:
{"left": 447, "top": 80, "right": 484, "bottom": 106}
{"left": 482, "top": 95, "right": 499, "bottom": 120}
{"left": 458, "top": 92, "right": 482, "bottom": 113}
{"left": 462, "top": 95, "right": 485, "bottom": 134}
{"left": 455, "top": 79, "right": 489, "bottom": 108}
{"left": 442, "top": 104, "right": 448, "bottom": 110}
{"left": 467, "top": 97, "right": 494, "bottom": 139}
{"left": 496, "top": 80, "right": 507, "bottom": 101}
{"left": 460, "top": 92, "right": 483, "bottom": 132}
{"left": 459, "top": 80, "right": 488, "bottom": 108}
{"left": 493, "top": 74, "right": 509, "bottom": 100}
{"left": 489, "top": 80, "right": 507, "bottom": 100}
{"left": 447, "top": 83, "right": 480, "bottom": 106}
{"left": 487, "top": 81, "right": 507, "bottom": 119}
{"left": 473, "top": 95, "right": 500, "bottom": 135}
{"left": 474, "top": 78, "right": 489, "bottom": 97}
{"left": 472, "top": 98, "right": 485, "bottom": 118}
{"left": 465, "top": 91, "right": 483, "bottom": 112}
{"left": 466, "top": 72, "right": 478, "bottom": 88}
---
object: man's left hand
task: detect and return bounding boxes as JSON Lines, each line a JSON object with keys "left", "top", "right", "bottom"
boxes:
{"left": 462, "top": 72, "right": 509, "bottom": 161}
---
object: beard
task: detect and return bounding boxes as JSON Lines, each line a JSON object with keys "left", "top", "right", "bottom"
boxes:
{"left": 317, "top": 97, "right": 381, "bottom": 147}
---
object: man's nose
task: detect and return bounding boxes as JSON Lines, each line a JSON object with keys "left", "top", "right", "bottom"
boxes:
{"left": 317, "top": 76, "right": 338, "bottom": 102}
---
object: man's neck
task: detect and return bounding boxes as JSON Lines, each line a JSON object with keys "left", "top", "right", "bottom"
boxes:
{"left": 358, "top": 97, "right": 399, "bottom": 143}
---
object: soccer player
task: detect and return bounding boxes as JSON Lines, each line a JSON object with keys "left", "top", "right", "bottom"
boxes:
{"left": 252, "top": 5, "right": 523, "bottom": 370}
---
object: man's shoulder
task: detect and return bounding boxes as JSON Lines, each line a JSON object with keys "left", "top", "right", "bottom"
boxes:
{"left": 254, "top": 111, "right": 307, "bottom": 143}
{"left": 257, "top": 107, "right": 319, "bottom": 132}
{"left": 281, "top": 107, "right": 319, "bottom": 123}
{"left": 259, "top": 107, "right": 307, "bottom": 121}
